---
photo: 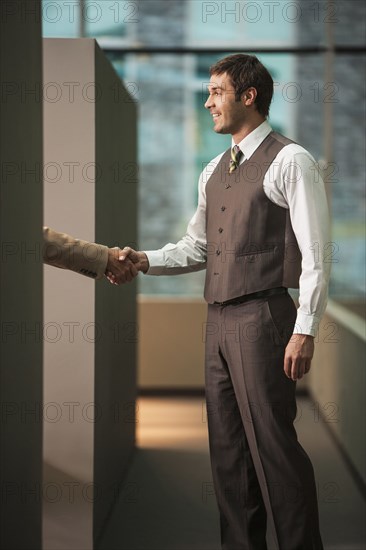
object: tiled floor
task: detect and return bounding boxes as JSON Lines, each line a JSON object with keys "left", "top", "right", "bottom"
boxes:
{"left": 99, "top": 396, "right": 366, "bottom": 550}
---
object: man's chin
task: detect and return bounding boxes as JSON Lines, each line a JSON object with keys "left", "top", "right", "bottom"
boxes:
{"left": 213, "top": 126, "right": 228, "bottom": 134}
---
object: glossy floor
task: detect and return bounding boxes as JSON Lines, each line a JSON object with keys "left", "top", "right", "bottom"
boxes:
{"left": 100, "top": 396, "right": 366, "bottom": 550}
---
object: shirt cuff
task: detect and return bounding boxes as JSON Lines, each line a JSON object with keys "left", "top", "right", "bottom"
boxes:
{"left": 144, "top": 250, "right": 166, "bottom": 275}
{"left": 293, "top": 311, "right": 320, "bottom": 337}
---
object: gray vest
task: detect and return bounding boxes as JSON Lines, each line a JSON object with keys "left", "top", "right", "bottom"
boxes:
{"left": 204, "top": 131, "right": 302, "bottom": 303}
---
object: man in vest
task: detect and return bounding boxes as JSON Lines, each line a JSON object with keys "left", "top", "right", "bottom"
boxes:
{"left": 117, "top": 54, "right": 330, "bottom": 549}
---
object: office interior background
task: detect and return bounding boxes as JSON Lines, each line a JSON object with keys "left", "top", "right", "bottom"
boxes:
{"left": 0, "top": 0, "right": 365, "bottom": 549}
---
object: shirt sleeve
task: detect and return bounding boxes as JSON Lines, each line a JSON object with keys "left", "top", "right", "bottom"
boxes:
{"left": 145, "top": 170, "right": 208, "bottom": 275}
{"left": 279, "top": 151, "right": 331, "bottom": 336}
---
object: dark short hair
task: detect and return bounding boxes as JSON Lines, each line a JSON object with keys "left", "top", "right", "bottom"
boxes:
{"left": 209, "top": 54, "right": 274, "bottom": 117}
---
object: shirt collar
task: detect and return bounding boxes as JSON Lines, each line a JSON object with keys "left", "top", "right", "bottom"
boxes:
{"left": 231, "top": 120, "right": 273, "bottom": 159}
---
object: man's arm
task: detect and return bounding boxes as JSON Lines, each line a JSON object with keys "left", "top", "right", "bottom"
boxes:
{"left": 111, "top": 205, "right": 207, "bottom": 283}
{"left": 278, "top": 151, "right": 331, "bottom": 380}
{"left": 43, "top": 227, "right": 138, "bottom": 283}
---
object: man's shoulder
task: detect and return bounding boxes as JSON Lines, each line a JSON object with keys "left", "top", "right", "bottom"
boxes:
{"left": 275, "top": 139, "right": 318, "bottom": 165}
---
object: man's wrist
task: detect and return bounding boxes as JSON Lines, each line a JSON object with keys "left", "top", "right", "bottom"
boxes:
{"left": 106, "top": 247, "right": 118, "bottom": 272}
{"left": 294, "top": 312, "right": 320, "bottom": 338}
{"left": 138, "top": 252, "right": 149, "bottom": 273}
{"left": 291, "top": 333, "right": 315, "bottom": 345}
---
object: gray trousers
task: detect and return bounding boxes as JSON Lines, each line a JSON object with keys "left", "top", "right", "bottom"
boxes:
{"left": 205, "top": 292, "right": 324, "bottom": 550}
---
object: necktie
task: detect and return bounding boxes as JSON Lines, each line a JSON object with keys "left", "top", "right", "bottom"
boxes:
{"left": 229, "top": 145, "right": 243, "bottom": 174}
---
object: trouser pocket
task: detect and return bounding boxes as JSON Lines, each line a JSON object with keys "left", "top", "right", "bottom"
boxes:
{"left": 265, "top": 293, "right": 297, "bottom": 346}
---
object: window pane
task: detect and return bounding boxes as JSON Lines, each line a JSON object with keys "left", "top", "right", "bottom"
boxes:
{"left": 98, "top": 1, "right": 328, "bottom": 48}
{"left": 84, "top": 1, "right": 134, "bottom": 46}
{"left": 42, "top": 1, "right": 366, "bottom": 48}
{"left": 187, "top": 0, "right": 298, "bottom": 47}
{"left": 333, "top": 0, "right": 366, "bottom": 45}
{"left": 329, "top": 54, "right": 366, "bottom": 300}
{"left": 42, "top": 0, "right": 80, "bottom": 38}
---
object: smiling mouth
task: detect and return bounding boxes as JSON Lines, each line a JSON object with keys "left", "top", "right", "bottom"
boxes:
{"left": 212, "top": 114, "right": 221, "bottom": 119}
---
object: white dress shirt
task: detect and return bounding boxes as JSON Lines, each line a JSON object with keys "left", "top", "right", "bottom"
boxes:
{"left": 145, "top": 120, "right": 331, "bottom": 337}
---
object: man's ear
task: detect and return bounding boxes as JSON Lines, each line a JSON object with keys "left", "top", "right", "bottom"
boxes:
{"left": 242, "top": 87, "right": 257, "bottom": 107}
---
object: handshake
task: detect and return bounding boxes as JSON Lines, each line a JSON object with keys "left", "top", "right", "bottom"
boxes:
{"left": 105, "top": 247, "right": 149, "bottom": 285}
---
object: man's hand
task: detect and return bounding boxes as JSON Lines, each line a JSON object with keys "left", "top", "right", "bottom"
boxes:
{"left": 105, "top": 247, "right": 139, "bottom": 285}
{"left": 119, "top": 247, "right": 149, "bottom": 273}
{"left": 284, "top": 334, "right": 314, "bottom": 381}
{"left": 105, "top": 247, "right": 149, "bottom": 285}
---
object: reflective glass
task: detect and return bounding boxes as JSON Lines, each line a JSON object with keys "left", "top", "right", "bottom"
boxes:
{"left": 333, "top": 0, "right": 366, "bottom": 46}
{"left": 329, "top": 54, "right": 366, "bottom": 301}
{"left": 42, "top": 0, "right": 80, "bottom": 38}
{"left": 84, "top": 1, "right": 135, "bottom": 46}
{"left": 188, "top": 0, "right": 300, "bottom": 47}
{"left": 42, "top": 1, "right": 336, "bottom": 47}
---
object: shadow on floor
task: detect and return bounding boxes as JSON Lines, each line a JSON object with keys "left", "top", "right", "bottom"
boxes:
{"left": 98, "top": 447, "right": 221, "bottom": 550}
{"left": 98, "top": 397, "right": 366, "bottom": 550}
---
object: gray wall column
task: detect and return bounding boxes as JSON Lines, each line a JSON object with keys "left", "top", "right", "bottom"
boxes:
{"left": 0, "top": 1, "right": 43, "bottom": 548}
{"left": 94, "top": 42, "right": 137, "bottom": 546}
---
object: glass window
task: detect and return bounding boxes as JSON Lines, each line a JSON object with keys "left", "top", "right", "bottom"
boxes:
{"left": 333, "top": 0, "right": 366, "bottom": 45}
{"left": 42, "top": 0, "right": 80, "bottom": 38}
{"left": 84, "top": 1, "right": 133, "bottom": 46}
{"left": 42, "top": 1, "right": 135, "bottom": 42}
{"left": 329, "top": 54, "right": 366, "bottom": 300}
{"left": 187, "top": 0, "right": 298, "bottom": 47}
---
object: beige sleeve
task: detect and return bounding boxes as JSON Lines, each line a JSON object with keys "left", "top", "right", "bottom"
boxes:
{"left": 43, "top": 226, "right": 108, "bottom": 280}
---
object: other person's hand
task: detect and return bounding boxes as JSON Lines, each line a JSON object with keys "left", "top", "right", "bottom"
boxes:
{"left": 105, "top": 247, "right": 139, "bottom": 285}
{"left": 119, "top": 247, "right": 149, "bottom": 273}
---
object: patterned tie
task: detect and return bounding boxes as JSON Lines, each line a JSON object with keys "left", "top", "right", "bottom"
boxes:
{"left": 229, "top": 144, "right": 243, "bottom": 174}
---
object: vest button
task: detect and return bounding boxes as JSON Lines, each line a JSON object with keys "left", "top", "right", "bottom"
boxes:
{"left": 218, "top": 227, "right": 223, "bottom": 233}
{"left": 221, "top": 206, "right": 226, "bottom": 211}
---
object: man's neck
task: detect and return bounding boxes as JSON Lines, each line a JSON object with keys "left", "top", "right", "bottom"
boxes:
{"left": 232, "top": 116, "right": 266, "bottom": 144}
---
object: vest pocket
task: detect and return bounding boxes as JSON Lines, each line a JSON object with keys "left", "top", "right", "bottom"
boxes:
{"left": 236, "top": 247, "right": 276, "bottom": 264}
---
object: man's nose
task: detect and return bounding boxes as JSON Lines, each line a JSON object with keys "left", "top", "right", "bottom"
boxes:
{"left": 204, "top": 95, "right": 213, "bottom": 109}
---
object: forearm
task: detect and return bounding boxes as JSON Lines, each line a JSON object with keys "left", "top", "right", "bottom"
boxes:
{"left": 294, "top": 265, "right": 330, "bottom": 336}
{"left": 144, "top": 234, "right": 207, "bottom": 276}
{"left": 43, "top": 227, "right": 108, "bottom": 279}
